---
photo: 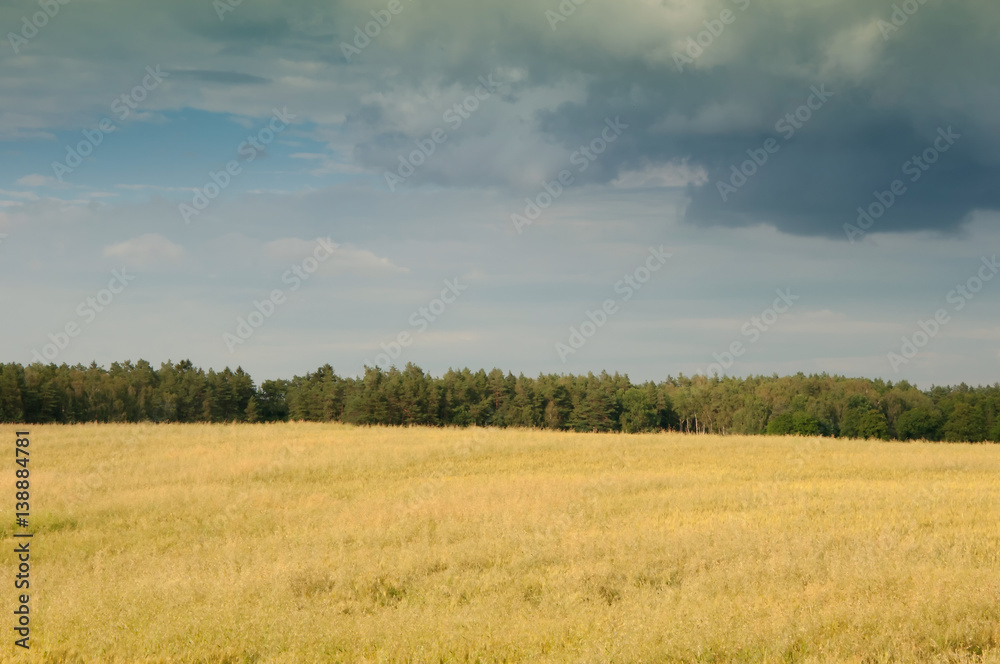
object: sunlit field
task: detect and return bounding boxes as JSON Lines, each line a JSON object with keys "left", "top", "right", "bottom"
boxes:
{"left": 4, "top": 423, "right": 1000, "bottom": 663}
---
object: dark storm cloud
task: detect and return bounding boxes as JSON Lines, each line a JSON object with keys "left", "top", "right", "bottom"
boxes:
{"left": 6, "top": 0, "right": 995, "bottom": 237}
{"left": 332, "top": 0, "right": 1000, "bottom": 237}
{"left": 521, "top": 2, "right": 1000, "bottom": 238}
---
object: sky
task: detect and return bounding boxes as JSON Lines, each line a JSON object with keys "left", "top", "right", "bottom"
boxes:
{"left": 1, "top": 0, "right": 998, "bottom": 387}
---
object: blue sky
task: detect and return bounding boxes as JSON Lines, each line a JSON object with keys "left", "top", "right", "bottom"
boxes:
{"left": 1, "top": 0, "right": 998, "bottom": 386}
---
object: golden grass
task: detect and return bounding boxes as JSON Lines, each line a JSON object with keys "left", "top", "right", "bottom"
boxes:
{"left": 3, "top": 423, "right": 1000, "bottom": 663}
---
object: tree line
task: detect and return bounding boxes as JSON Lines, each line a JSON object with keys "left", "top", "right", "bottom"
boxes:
{"left": 0, "top": 360, "right": 998, "bottom": 442}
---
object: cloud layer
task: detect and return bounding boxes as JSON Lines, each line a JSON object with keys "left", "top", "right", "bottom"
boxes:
{"left": 1, "top": 0, "right": 998, "bottom": 385}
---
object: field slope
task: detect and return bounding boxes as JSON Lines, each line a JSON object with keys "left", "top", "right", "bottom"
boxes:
{"left": 3, "top": 424, "right": 1000, "bottom": 663}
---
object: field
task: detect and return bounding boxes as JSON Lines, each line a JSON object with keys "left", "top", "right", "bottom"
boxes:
{"left": 3, "top": 423, "right": 1000, "bottom": 663}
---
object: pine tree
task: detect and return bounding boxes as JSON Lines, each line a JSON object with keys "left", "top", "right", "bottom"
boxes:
{"left": 245, "top": 396, "right": 261, "bottom": 423}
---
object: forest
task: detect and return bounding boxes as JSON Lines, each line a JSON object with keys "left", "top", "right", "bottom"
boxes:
{"left": 0, "top": 360, "right": 998, "bottom": 442}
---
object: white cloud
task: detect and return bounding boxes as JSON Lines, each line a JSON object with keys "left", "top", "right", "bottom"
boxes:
{"left": 613, "top": 161, "right": 708, "bottom": 188}
{"left": 778, "top": 310, "right": 905, "bottom": 335}
{"left": 822, "top": 21, "right": 885, "bottom": 80}
{"left": 116, "top": 184, "right": 198, "bottom": 192}
{"left": 957, "top": 327, "right": 1000, "bottom": 341}
{"left": 16, "top": 174, "right": 58, "bottom": 187}
{"left": 0, "top": 190, "right": 39, "bottom": 200}
{"left": 263, "top": 237, "right": 409, "bottom": 276}
{"left": 103, "top": 233, "right": 185, "bottom": 267}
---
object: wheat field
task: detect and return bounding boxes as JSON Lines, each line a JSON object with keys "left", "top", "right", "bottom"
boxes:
{"left": 2, "top": 423, "right": 999, "bottom": 663}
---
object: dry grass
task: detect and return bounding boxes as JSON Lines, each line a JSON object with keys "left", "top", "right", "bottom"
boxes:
{"left": 3, "top": 423, "right": 1000, "bottom": 663}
